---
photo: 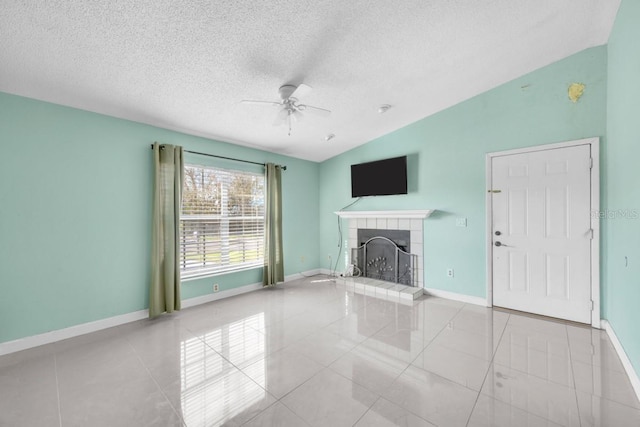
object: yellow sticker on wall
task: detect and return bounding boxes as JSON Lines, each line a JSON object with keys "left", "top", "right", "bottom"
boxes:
{"left": 568, "top": 83, "right": 585, "bottom": 103}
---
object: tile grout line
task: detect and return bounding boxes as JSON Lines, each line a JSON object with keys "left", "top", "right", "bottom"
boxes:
{"left": 258, "top": 353, "right": 359, "bottom": 427}
{"left": 398, "top": 300, "right": 468, "bottom": 381}
{"left": 485, "top": 328, "right": 574, "bottom": 387}
{"left": 362, "top": 300, "right": 466, "bottom": 427}
{"left": 238, "top": 400, "right": 280, "bottom": 426}
{"left": 463, "top": 309, "right": 510, "bottom": 427}
{"left": 350, "top": 395, "right": 381, "bottom": 427}
{"left": 12, "top": 280, "right": 639, "bottom": 427}
{"left": 565, "top": 323, "right": 583, "bottom": 427}
{"left": 185, "top": 327, "right": 288, "bottom": 426}
{"left": 53, "top": 353, "right": 63, "bottom": 427}
{"left": 566, "top": 329, "right": 640, "bottom": 412}
{"left": 470, "top": 314, "right": 584, "bottom": 427}
{"left": 183, "top": 282, "right": 379, "bottom": 422}
{"left": 187, "top": 325, "right": 281, "bottom": 404}
{"left": 413, "top": 300, "right": 466, "bottom": 361}
{"left": 188, "top": 321, "right": 338, "bottom": 425}
{"left": 271, "top": 368, "right": 329, "bottom": 422}
{"left": 270, "top": 294, "right": 428, "bottom": 426}
{"left": 276, "top": 397, "right": 313, "bottom": 426}
{"left": 125, "top": 339, "right": 187, "bottom": 427}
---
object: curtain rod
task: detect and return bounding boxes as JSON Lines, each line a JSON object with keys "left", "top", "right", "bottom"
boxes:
{"left": 150, "top": 144, "right": 287, "bottom": 170}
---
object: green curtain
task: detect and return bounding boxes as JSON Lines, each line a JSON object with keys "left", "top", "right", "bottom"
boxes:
{"left": 263, "top": 163, "right": 284, "bottom": 287}
{"left": 149, "top": 142, "right": 184, "bottom": 317}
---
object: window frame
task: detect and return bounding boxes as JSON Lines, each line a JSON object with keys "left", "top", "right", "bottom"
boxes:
{"left": 179, "top": 163, "right": 265, "bottom": 280}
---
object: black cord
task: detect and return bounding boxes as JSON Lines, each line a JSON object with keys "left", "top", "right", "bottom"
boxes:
{"left": 332, "top": 197, "right": 363, "bottom": 276}
{"left": 340, "top": 197, "right": 363, "bottom": 211}
{"left": 332, "top": 215, "right": 342, "bottom": 275}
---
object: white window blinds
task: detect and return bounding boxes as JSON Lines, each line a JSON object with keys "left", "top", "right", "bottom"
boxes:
{"left": 180, "top": 164, "right": 265, "bottom": 278}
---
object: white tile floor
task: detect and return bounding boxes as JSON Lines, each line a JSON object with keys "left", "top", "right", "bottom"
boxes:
{"left": 1, "top": 275, "right": 639, "bottom": 426}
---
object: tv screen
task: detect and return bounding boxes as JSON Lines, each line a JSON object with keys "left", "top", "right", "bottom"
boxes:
{"left": 351, "top": 156, "right": 408, "bottom": 197}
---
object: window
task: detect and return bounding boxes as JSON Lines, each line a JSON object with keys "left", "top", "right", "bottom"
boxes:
{"left": 180, "top": 164, "right": 265, "bottom": 278}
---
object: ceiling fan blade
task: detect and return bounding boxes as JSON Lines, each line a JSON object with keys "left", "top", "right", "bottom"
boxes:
{"left": 272, "top": 108, "right": 288, "bottom": 126}
{"left": 240, "top": 100, "right": 281, "bottom": 107}
{"left": 290, "top": 83, "right": 312, "bottom": 100}
{"left": 300, "top": 104, "right": 331, "bottom": 117}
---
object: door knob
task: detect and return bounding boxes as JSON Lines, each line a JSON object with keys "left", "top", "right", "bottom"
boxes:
{"left": 495, "top": 231, "right": 501, "bottom": 236}
{"left": 495, "top": 241, "right": 502, "bottom": 247}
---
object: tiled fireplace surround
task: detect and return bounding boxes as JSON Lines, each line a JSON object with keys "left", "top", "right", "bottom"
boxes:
{"left": 335, "top": 210, "right": 434, "bottom": 290}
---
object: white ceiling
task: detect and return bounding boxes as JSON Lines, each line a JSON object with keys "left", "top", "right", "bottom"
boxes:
{"left": 0, "top": 1, "right": 620, "bottom": 162}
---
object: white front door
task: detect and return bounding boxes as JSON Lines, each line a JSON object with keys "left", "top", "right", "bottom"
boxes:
{"left": 491, "top": 144, "right": 592, "bottom": 323}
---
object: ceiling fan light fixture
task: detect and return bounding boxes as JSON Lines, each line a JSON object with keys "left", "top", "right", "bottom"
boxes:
{"left": 378, "top": 104, "right": 392, "bottom": 114}
{"left": 242, "top": 83, "right": 331, "bottom": 135}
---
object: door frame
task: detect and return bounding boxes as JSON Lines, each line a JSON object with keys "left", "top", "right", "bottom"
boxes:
{"left": 485, "top": 137, "right": 600, "bottom": 327}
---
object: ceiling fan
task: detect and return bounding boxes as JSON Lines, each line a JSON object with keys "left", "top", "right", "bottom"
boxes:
{"left": 241, "top": 84, "right": 331, "bottom": 136}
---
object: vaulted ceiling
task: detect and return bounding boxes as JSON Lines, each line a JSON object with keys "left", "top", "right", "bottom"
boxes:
{"left": 0, "top": 1, "right": 620, "bottom": 161}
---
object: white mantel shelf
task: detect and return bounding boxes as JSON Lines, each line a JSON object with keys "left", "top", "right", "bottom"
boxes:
{"left": 334, "top": 210, "right": 434, "bottom": 219}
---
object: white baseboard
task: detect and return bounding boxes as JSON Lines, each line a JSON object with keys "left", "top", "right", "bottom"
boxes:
{"left": 424, "top": 287, "right": 488, "bottom": 306}
{"left": 0, "top": 309, "right": 148, "bottom": 357}
{"left": 284, "top": 269, "right": 323, "bottom": 282}
{"left": 0, "top": 270, "right": 321, "bottom": 357}
{"left": 181, "top": 281, "right": 262, "bottom": 309}
{"left": 600, "top": 319, "right": 640, "bottom": 402}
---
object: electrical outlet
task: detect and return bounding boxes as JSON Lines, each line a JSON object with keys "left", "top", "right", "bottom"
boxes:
{"left": 213, "top": 283, "right": 219, "bottom": 292}
{"left": 456, "top": 218, "right": 467, "bottom": 227}
{"left": 447, "top": 268, "right": 454, "bottom": 278}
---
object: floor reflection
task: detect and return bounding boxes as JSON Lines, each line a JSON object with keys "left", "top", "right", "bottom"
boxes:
{"left": 180, "top": 313, "right": 266, "bottom": 426}
{"left": 1, "top": 276, "right": 639, "bottom": 426}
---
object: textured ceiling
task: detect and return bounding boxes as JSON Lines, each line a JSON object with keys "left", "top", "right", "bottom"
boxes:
{"left": 0, "top": 1, "right": 621, "bottom": 162}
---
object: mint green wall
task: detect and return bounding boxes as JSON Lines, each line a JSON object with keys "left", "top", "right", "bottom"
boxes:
{"left": 604, "top": 0, "right": 640, "bottom": 374}
{"left": 0, "top": 92, "right": 320, "bottom": 344}
{"left": 3, "top": 37, "right": 635, "bottom": 372}
{"left": 319, "top": 46, "right": 607, "bottom": 298}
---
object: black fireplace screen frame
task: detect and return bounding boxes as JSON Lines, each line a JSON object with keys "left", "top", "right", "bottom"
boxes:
{"left": 351, "top": 236, "right": 418, "bottom": 287}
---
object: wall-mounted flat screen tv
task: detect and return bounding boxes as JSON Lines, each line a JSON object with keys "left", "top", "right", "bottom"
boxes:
{"left": 351, "top": 156, "right": 408, "bottom": 197}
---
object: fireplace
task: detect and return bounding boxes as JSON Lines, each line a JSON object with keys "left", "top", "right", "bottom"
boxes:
{"left": 335, "top": 210, "right": 433, "bottom": 290}
{"left": 353, "top": 229, "right": 415, "bottom": 285}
